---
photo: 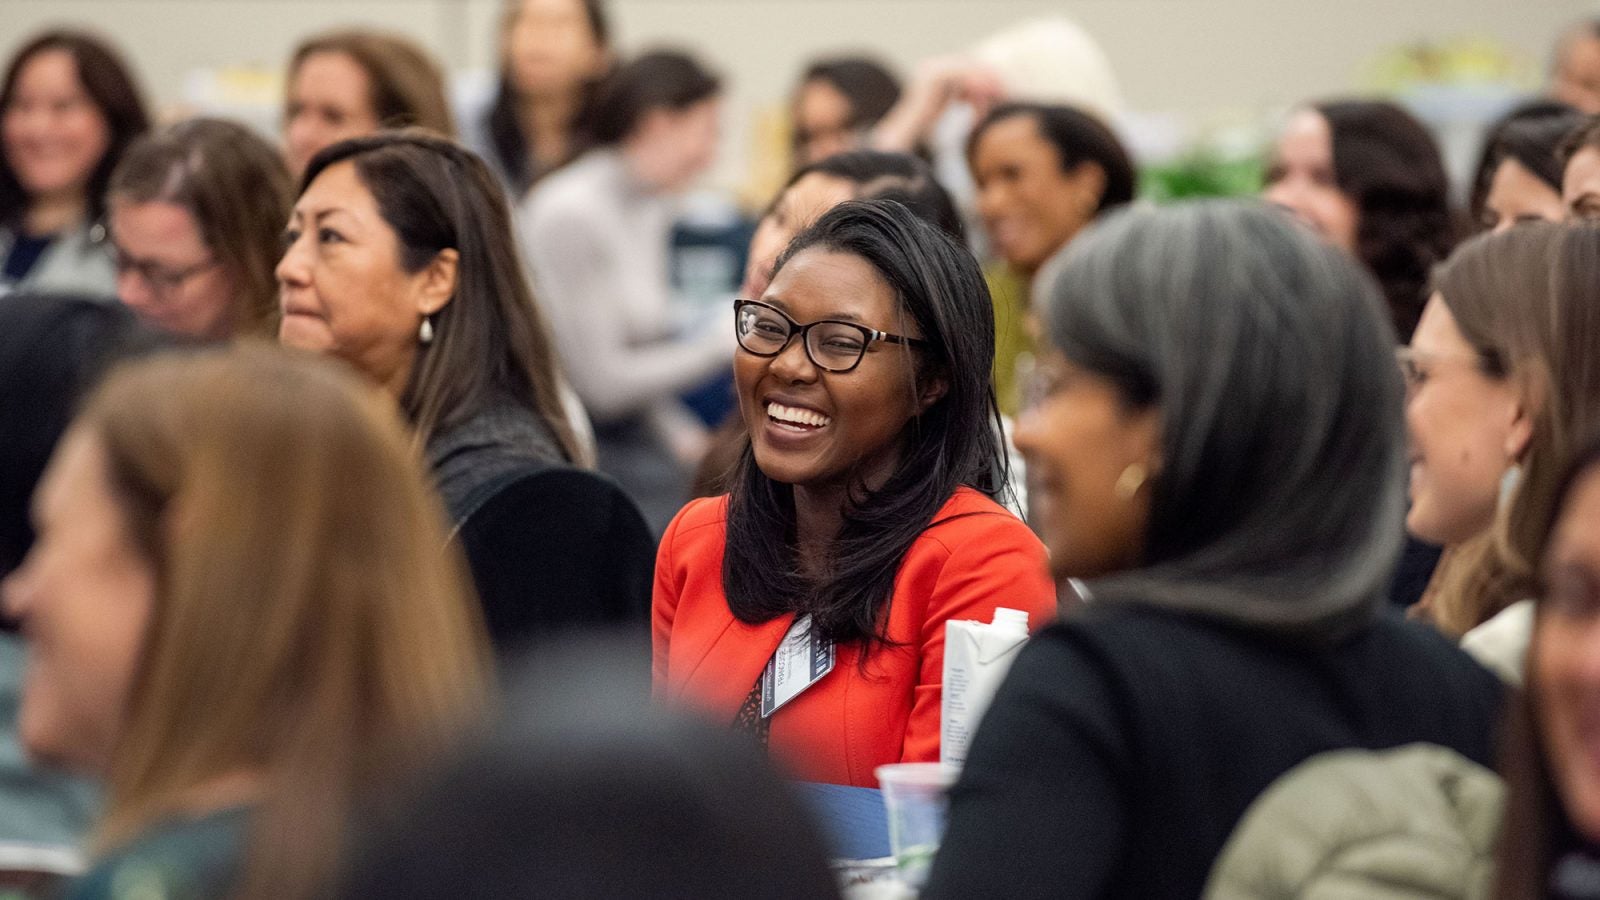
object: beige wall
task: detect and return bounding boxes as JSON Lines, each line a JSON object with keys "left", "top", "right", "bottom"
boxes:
{"left": 2, "top": 0, "right": 1596, "bottom": 188}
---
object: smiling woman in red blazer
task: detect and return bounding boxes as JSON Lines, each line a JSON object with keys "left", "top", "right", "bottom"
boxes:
{"left": 653, "top": 199, "right": 1055, "bottom": 788}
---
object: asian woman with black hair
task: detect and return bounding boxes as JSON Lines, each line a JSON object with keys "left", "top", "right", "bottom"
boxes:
{"left": 653, "top": 199, "right": 1055, "bottom": 787}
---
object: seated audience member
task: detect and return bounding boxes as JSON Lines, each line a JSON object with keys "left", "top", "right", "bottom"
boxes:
{"left": 279, "top": 130, "right": 652, "bottom": 651}
{"left": 0, "top": 30, "right": 149, "bottom": 298}
{"left": 693, "top": 150, "right": 965, "bottom": 497}
{"left": 1266, "top": 98, "right": 1461, "bottom": 610}
{"left": 923, "top": 202, "right": 1503, "bottom": 899}
{"left": 1467, "top": 101, "right": 1581, "bottom": 232}
{"left": 1403, "top": 225, "right": 1600, "bottom": 684}
{"left": 1, "top": 345, "right": 490, "bottom": 900}
{"left": 654, "top": 199, "right": 1057, "bottom": 787}
{"left": 1550, "top": 18, "right": 1600, "bottom": 114}
{"left": 0, "top": 296, "right": 161, "bottom": 874}
{"left": 966, "top": 102, "right": 1135, "bottom": 413}
{"left": 790, "top": 56, "right": 901, "bottom": 170}
{"left": 477, "top": 0, "right": 613, "bottom": 194}
{"left": 1264, "top": 99, "right": 1458, "bottom": 343}
{"left": 518, "top": 50, "right": 730, "bottom": 534}
{"left": 282, "top": 30, "right": 455, "bottom": 177}
{"left": 1496, "top": 437, "right": 1600, "bottom": 898}
{"left": 343, "top": 639, "right": 841, "bottom": 900}
{"left": 1561, "top": 116, "right": 1600, "bottom": 220}
{"left": 107, "top": 118, "right": 291, "bottom": 340}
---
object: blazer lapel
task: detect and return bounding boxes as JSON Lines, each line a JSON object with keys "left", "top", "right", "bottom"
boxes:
{"left": 675, "top": 611, "right": 797, "bottom": 714}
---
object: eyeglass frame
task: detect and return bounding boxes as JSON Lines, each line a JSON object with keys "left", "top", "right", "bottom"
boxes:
{"left": 1394, "top": 345, "right": 1505, "bottom": 390}
{"left": 733, "top": 298, "right": 928, "bottom": 374}
{"left": 111, "top": 246, "right": 223, "bottom": 298}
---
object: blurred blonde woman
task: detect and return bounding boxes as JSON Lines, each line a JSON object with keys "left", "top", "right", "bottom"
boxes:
{"left": 2, "top": 344, "right": 491, "bottom": 899}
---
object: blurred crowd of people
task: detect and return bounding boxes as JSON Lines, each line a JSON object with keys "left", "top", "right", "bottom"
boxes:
{"left": 10, "top": 1, "right": 1600, "bottom": 897}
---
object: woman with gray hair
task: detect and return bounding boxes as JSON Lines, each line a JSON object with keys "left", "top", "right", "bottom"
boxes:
{"left": 923, "top": 201, "right": 1503, "bottom": 899}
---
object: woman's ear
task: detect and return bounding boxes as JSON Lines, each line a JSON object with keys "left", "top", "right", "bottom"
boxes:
{"left": 416, "top": 248, "right": 460, "bottom": 317}
{"left": 916, "top": 373, "right": 949, "bottom": 413}
{"left": 1506, "top": 368, "right": 1547, "bottom": 463}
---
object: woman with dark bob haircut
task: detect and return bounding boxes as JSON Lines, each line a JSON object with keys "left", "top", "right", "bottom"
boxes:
{"left": 654, "top": 199, "right": 1056, "bottom": 787}
{"left": 924, "top": 201, "right": 1502, "bottom": 898}
{"left": 1265, "top": 99, "right": 1459, "bottom": 342}
{"left": 279, "top": 130, "right": 652, "bottom": 652}
{"left": 0, "top": 30, "right": 149, "bottom": 298}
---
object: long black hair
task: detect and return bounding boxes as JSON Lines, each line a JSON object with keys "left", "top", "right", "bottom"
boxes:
{"left": 722, "top": 198, "right": 1005, "bottom": 648}
{"left": 484, "top": 0, "right": 612, "bottom": 194}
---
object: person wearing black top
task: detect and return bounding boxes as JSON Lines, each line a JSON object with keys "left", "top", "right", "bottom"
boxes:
{"left": 924, "top": 202, "right": 1504, "bottom": 899}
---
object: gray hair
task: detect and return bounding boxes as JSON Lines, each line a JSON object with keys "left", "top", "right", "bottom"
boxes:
{"left": 1042, "top": 200, "right": 1405, "bottom": 637}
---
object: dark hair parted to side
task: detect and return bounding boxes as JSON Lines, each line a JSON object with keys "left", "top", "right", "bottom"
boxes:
{"left": 109, "top": 118, "right": 292, "bottom": 338}
{"left": 795, "top": 57, "right": 901, "bottom": 143}
{"left": 1314, "top": 100, "right": 1459, "bottom": 342}
{"left": 1044, "top": 200, "right": 1405, "bottom": 638}
{"left": 785, "top": 150, "right": 965, "bottom": 242}
{"left": 589, "top": 49, "right": 720, "bottom": 147}
{"left": 1558, "top": 113, "right": 1600, "bottom": 167}
{"left": 722, "top": 198, "right": 1006, "bottom": 648}
{"left": 300, "top": 131, "right": 580, "bottom": 462}
{"left": 1468, "top": 100, "right": 1581, "bottom": 226}
{"left": 966, "top": 102, "right": 1137, "bottom": 214}
{"left": 0, "top": 30, "right": 150, "bottom": 228}
{"left": 485, "top": 0, "right": 613, "bottom": 194}
{"left": 288, "top": 30, "right": 455, "bottom": 138}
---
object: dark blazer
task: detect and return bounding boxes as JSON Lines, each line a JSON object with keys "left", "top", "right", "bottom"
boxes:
{"left": 457, "top": 464, "right": 653, "bottom": 651}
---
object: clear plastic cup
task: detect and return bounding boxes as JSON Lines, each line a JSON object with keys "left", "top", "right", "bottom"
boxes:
{"left": 874, "top": 762, "right": 957, "bottom": 889}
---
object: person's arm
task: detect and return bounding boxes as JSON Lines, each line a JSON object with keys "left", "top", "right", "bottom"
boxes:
{"left": 899, "top": 516, "right": 1057, "bottom": 764}
{"left": 922, "top": 629, "right": 1131, "bottom": 899}
{"left": 519, "top": 201, "right": 731, "bottom": 422}
{"left": 870, "top": 55, "right": 1006, "bottom": 154}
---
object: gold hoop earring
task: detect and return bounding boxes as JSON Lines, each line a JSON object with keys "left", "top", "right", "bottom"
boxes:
{"left": 1114, "top": 463, "right": 1148, "bottom": 500}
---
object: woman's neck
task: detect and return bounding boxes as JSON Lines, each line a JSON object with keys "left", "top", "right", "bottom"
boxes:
{"left": 793, "top": 483, "right": 847, "bottom": 573}
{"left": 25, "top": 192, "right": 88, "bottom": 236}
{"left": 519, "top": 91, "right": 580, "bottom": 168}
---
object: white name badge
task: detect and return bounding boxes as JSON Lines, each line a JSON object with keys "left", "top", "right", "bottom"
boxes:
{"left": 760, "top": 614, "right": 836, "bottom": 718}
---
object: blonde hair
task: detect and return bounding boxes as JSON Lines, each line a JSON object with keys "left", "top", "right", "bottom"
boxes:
{"left": 81, "top": 343, "right": 490, "bottom": 899}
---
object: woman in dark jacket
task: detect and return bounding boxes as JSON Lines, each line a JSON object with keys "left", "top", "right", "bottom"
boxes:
{"left": 278, "top": 130, "right": 651, "bottom": 653}
{"left": 924, "top": 201, "right": 1503, "bottom": 899}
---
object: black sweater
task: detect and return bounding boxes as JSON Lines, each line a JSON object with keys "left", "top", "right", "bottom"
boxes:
{"left": 923, "top": 605, "right": 1504, "bottom": 899}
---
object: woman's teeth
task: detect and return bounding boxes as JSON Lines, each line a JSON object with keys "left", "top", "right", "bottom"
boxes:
{"left": 767, "top": 402, "right": 831, "bottom": 429}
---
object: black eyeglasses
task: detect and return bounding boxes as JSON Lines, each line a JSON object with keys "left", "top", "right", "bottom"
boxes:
{"left": 733, "top": 299, "right": 928, "bottom": 373}
{"left": 112, "top": 247, "right": 221, "bottom": 299}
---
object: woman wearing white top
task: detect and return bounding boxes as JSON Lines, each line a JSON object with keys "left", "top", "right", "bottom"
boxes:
{"left": 518, "top": 49, "right": 729, "bottom": 533}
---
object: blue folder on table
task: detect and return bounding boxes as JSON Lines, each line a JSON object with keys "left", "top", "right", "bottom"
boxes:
{"left": 794, "top": 782, "right": 890, "bottom": 860}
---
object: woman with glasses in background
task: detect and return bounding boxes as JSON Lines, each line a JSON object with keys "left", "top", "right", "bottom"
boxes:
{"left": 653, "top": 199, "right": 1055, "bottom": 787}
{"left": 107, "top": 118, "right": 291, "bottom": 340}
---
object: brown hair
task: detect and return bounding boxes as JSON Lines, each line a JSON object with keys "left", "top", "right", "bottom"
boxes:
{"left": 1492, "top": 436, "right": 1600, "bottom": 898}
{"left": 1315, "top": 100, "right": 1460, "bottom": 342}
{"left": 300, "top": 130, "right": 583, "bottom": 463}
{"left": 288, "top": 30, "right": 455, "bottom": 138}
{"left": 1423, "top": 223, "right": 1600, "bottom": 637}
{"left": 82, "top": 343, "right": 491, "bottom": 900}
{"left": 0, "top": 30, "right": 150, "bottom": 228}
{"left": 108, "top": 118, "right": 291, "bottom": 338}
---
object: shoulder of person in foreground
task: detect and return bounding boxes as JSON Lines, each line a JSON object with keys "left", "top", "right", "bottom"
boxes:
{"left": 458, "top": 465, "right": 655, "bottom": 647}
{"left": 64, "top": 806, "right": 250, "bottom": 900}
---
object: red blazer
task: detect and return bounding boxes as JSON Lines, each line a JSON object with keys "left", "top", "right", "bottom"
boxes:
{"left": 652, "top": 487, "right": 1057, "bottom": 787}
